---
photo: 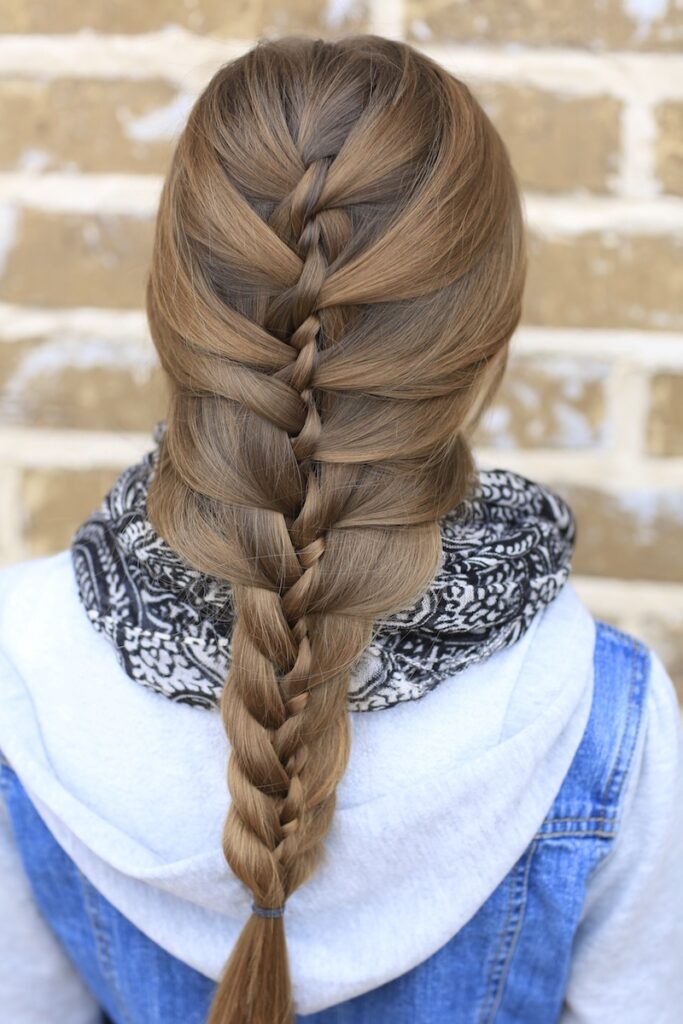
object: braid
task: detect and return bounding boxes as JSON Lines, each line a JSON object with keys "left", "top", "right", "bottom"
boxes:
{"left": 145, "top": 34, "right": 526, "bottom": 1024}
{"left": 219, "top": 154, "right": 358, "bottom": 971}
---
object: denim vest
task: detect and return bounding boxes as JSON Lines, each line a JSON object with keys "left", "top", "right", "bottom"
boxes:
{"left": 0, "top": 620, "right": 650, "bottom": 1024}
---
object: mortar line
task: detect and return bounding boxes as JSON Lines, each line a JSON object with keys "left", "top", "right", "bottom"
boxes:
{"left": 0, "top": 34, "right": 682, "bottom": 99}
{"left": 368, "top": 0, "right": 404, "bottom": 39}
{"left": 0, "top": 307, "right": 680, "bottom": 366}
{"left": 2, "top": 174, "right": 682, "bottom": 232}
{"left": 0, "top": 464, "right": 24, "bottom": 564}
{"left": 1, "top": 426, "right": 682, "bottom": 483}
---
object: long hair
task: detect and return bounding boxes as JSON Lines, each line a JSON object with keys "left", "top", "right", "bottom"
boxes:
{"left": 144, "top": 34, "right": 526, "bottom": 1024}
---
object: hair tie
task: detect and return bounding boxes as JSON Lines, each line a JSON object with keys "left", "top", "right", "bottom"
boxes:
{"left": 251, "top": 901, "right": 285, "bottom": 919}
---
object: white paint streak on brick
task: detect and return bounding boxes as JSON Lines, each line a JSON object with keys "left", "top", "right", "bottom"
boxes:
{"left": 421, "top": 47, "right": 683, "bottom": 102}
{"left": 603, "top": 362, "right": 650, "bottom": 460}
{"left": 4, "top": 427, "right": 683, "bottom": 484}
{"left": 613, "top": 99, "right": 660, "bottom": 199}
{"left": 0, "top": 34, "right": 682, "bottom": 100}
{"left": 0, "top": 173, "right": 161, "bottom": 214}
{"left": 0, "top": 465, "right": 23, "bottom": 564}
{"left": 476, "top": 448, "right": 683, "bottom": 489}
{"left": 123, "top": 92, "right": 195, "bottom": 142}
{"left": 16, "top": 148, "right": 52, "bottom": 173}
{"left": 3, "top": 313, "right": 681, "bottom": 372}
{"left": 0, "top": 29, "right": 246, "bottom": 91}
{"left": 623, "top": 0, "right": 669, "bottom": 40}
{"left": 2, "top": 172, "right": 682, "bottom": 235}
{"left": 573, "top": 574, "right": 683, "bottom": 620}
{"left": 369, "top": 0, "right": 403, "bottom": 38}
{"left": 325, "top": 0, "right": 366, "bottom": 29}
{"left": 0, "top": 205, "right": 19, "bottom": 276}
{"left": 0, "top": 427, "right": 152, "bottom": 468}
{"left": 1, "top": 335, "right": 157, "bottom": 419}
{"left": 514, "top": 327, "right": 683, "bottom": 367}
{"left": 0, "top": 304, "right": 148, "bottom": 341}
{"left": 523, "top": 193, "right": 683, "bottom": 235}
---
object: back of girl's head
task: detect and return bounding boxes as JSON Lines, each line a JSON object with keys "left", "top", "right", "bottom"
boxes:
{"left": 144, "top": 33, "right": 526, "bottom": 1024}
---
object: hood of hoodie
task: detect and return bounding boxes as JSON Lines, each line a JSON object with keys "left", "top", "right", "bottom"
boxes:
{"left": 0, "top": 469, "right": 595, "bottom": 1015}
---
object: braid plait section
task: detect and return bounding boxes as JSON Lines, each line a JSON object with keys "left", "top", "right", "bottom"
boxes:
{"left": 221, "top": 153, "right": 358, "bottom": 917}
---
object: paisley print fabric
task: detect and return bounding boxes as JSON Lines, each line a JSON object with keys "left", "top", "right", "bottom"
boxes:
{"left": 70, "top": 420, "right": 576, "bottom": 712}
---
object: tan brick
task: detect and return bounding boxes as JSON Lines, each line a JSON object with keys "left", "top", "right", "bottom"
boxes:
{"left": 0, "top": 336, "right": 167, "bottom": 432}
{"left": 475, "top": 355, "right": 609, "bottom": 449}
{"left": 407, "top": 0, "right": 683, "bottom": 52}
{"left": 22, "top": 466, "right": 122, "bottom": 557}
{"left": 553, "top": 483, "right": 683, "bottom": 582}
{"left": 472, "top": 84, "right": 621, "bottom": 194}
{"left": 655, "top": 102, "right": 683, "bottom": 197}
{"left": 0, "top": 0, "right": 368, "bottom": 35}
{"left": 647, "top": 373, "right": 683, "bottom": 456}
{"left": 632, "top": 614, "right": 683, "bottom": 704}
{"left": 524, "top": 232, "right": 683, "bottom": 331}
{"left": 0, "top": 79, "right": 182, "bottom": 175}
{"left": 0, "top": 210, "right": 153, "bottom": 309}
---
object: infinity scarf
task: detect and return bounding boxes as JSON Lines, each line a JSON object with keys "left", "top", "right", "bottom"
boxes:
{"left": 70, "top": 421, "right": 576, "bottom": 713}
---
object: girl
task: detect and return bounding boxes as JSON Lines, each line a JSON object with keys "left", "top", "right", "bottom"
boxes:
{"left": 0, "top": 33, "right": 682, "bottom": 1024}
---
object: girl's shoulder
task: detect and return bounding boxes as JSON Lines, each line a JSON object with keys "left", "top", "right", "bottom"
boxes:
{"left": 0, "top": 548, "right": 72, "bottom": 606}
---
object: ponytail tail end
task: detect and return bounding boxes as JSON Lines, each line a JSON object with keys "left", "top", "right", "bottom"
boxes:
{"left": 208, "top": 913, "right": 294, "bottom": 1024}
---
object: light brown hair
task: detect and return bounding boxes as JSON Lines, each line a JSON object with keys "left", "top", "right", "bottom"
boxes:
{"left": 145, "top": 33, "right": 526, "bottom": 1024}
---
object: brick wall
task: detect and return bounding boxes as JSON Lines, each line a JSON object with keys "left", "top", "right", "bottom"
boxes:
{"left": 0, "top": 2, "right": 681, "bottom": 696}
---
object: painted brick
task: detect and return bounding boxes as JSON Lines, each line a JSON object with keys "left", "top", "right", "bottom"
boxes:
{"left": 0, "top": 335, "right": 167, "bottom": 432}
{"left": 0, "top": 210, "right": 153, "bottom": 309}
{"left": 475, "top": 355, "right": 609, "bottom": 449}
{"left": 472, "top": 83, "right": 621, "bottom": 194}
{"left": 554, "top": 482, "right": 683, "bottom": 582}
{"left": 647, "top": 373, "right": 683, "bottom": 456}
{"left": 0, "top": 78, "right": 183, "bottom": 175}
{"left": 406, "top": 0, "right": 683, "bottom": 52}
{"left": 21, "top": 465, "right": 122, "bottom": 557}
{"left": 655, "top": 101, "right": 683, "bottom": 197}
{"left": 524, "top": 232, "right": 683, "bottom": 331}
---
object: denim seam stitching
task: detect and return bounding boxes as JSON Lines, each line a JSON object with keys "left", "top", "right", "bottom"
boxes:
{"left": 537, "top": 815, "right": 616, "bottom": 825}
{"left": 600, "top": 634, "right": 638, "bottom": 802}
{"left": 486, "top": 841, "right": 536, "bottom": 1023}
{"left": 535, "top": 814, "right": 619, "bottom": 836}
{"left": 534, "top": 829, "right": 616, "bottom": 840}
{"left": 602, "top": 639, "right": 649, "bottom": 812}
{"left": 540, "top": 625, "right": 647, "bottom": 836}
{"left": 80, "top": 873, "right": 132, "bottom": 1024}
{"left": 478, "top": 840, "right": 536, "bottom": 1024}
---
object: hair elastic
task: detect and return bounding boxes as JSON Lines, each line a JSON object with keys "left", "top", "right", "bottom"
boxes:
{"left": 251, "top": 901, "right": 286, "bottom": 919}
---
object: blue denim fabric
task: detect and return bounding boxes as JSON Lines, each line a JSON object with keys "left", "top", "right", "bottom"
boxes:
{"left": 0, "top": 621, "right": 651, "bottom": 1024}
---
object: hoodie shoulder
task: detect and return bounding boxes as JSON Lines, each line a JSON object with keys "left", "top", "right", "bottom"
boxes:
{"left": 0, "top": 548, "right": 74, "bottom": 609}
{"left": 0, "top": 550, "right": 86, "bottom": 661}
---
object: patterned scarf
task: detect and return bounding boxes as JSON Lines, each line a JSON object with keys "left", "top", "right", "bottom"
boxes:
{"left": 70, "top": 421, "right": 576, "bottom": 713}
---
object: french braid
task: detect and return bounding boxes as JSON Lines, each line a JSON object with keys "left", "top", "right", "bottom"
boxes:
{"left": 145, "top": 34, "right": 526, "bottom": 1024}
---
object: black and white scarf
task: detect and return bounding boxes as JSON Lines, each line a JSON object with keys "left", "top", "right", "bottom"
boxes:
{"left": 70, "top": 421, "right": 576, "bottom": 713}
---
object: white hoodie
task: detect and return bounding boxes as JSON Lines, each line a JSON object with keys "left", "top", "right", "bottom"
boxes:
{"left": 0, "top": 548, "right": 682, "bottom": 1022}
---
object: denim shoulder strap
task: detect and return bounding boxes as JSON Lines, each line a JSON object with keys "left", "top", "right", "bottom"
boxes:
{"left": 481, "top": 619, "right": 652, "bottom": 1023}
{"left": 538, "top": 619, "right": 651, "bottom": 837}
